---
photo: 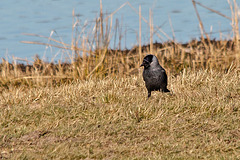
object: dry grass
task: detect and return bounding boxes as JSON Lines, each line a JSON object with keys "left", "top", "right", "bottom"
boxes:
{"left": 0, "top": 69, "right": 240, "bottom": 159}
{"left": 1, "top": 1, "right": 240, "bottom": 159}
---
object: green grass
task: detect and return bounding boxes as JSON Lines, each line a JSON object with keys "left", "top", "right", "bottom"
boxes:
{"left": 0, "top": 69, "right": 240, "bottom": 159}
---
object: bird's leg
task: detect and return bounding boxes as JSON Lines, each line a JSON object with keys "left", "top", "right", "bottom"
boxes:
{"left": 148, "top": 91, "right": 151, "bottom": 98}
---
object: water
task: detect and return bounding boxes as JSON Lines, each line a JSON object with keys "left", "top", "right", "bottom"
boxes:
{"left": 0, "top": 0, "right": 236, "bottom": 62}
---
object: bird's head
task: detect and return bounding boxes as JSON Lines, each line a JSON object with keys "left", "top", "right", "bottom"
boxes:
{"left": 140, "top": 54, "right": 159, "bottom": 69}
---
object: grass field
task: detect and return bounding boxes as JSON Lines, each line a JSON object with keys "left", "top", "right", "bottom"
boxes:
{"left": 1, "top": 1, "right": 240, "bottom": 159}
{"left": 1, "top": 68, "right": 240, "bottom": 159}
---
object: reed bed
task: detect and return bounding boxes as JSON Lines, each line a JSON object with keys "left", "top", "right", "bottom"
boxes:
{"left": 1, "top": 39, "right": 239, "bottom": 86}
{"left": 0, "top": 0, "right": 240, "bottom": 87}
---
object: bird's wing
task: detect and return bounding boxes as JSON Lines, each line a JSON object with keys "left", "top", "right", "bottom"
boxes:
{"left": 143, "top": 70, "right": 147, "bottom": 82}
{"left": 159, "top": 69, "right": 168, "bottom": 84}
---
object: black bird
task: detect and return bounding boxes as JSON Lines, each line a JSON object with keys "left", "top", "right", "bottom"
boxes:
{"left": 140, "top": 54, "right": 170, "bottom": 98}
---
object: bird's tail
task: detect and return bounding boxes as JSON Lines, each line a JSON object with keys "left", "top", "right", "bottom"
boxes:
{"left": 163, "top": 88, "right": 170, "bottom": 92}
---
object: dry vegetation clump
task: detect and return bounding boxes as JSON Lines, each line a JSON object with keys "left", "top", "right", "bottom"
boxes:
{"left": 0, "top": 69, "right": 240, "bottom": 159}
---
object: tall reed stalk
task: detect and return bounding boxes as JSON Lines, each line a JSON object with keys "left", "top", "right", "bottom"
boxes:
{"left": 0, "top": 1, "right": 239, "bottom": 86}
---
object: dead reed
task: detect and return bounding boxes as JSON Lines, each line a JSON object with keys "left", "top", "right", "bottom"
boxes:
{"left": 0, "top": 0, "right": 239, "bottom": 86}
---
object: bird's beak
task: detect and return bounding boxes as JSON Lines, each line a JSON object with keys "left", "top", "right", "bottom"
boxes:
{"left": 140, "top": 59, "right": 149, "bottom": 67}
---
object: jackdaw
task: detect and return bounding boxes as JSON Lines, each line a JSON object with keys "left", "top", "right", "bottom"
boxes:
{"left": 140, "top": 54, "right": 170, "bottom": 98}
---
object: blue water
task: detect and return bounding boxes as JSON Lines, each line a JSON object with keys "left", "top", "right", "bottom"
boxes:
{"left": 0, "top": 0, "right": 236, "bottom": 62}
